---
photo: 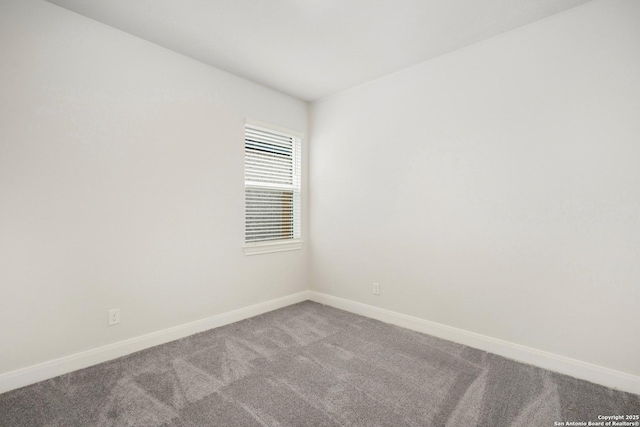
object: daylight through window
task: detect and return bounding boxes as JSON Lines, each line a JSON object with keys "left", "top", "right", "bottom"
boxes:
{"left": 244, "top": 122, "right": 301, "bottom": 245}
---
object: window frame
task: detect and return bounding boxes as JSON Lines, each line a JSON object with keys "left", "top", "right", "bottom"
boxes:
{"left": 243, "top": 119, "right": 303, "bottom": 255}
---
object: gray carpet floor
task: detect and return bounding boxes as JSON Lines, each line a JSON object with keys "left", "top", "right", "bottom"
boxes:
{"left": 1, "top": 301, "right": 638, "bottom": 426}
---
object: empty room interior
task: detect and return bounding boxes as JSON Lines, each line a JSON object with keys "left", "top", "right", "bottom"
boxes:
{"left": 1, "top": 0, "right": 639, "bottom": 425}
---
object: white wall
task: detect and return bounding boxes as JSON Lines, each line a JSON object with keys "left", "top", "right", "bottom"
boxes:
{"left": 2, "top": 0, "right": 638, "bottom": 391}
{"left": 310, "top": 0, "right": 640, "bottom": 377}
{"left": 0, "top": 0, "right": 308, "bottom": 375}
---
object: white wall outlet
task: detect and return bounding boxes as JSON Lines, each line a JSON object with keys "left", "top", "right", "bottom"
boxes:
{"left": 372, "top": 283, "right": 380, "bottom": 295}
{"left": 108, "top": 309, "right": 120, "bottom": 326}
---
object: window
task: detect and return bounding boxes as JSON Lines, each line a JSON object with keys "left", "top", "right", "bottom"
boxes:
{"left": 244, "top": 120, "right": 302, "bottom": 255}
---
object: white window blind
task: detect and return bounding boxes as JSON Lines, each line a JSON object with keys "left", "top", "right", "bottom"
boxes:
{"left": 244, "top": 123, "right": 301, "bottom": 244}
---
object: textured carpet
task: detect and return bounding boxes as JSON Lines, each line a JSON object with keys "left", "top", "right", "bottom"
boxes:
{"left": 1, "top": 301, "right": 638, "bottom": 426}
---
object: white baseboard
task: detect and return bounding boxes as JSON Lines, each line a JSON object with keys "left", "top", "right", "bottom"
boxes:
{"left": 0, "top": 290, "right": 310, "bottom": 394}
{"left": 3, "top": 290, "right": 638, "bottom": 396}
{"left": 309, "top": 291, "right": 640, "bottom": 395}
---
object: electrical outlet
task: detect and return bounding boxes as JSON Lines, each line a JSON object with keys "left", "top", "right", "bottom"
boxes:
{"left": 372, "top": 283, "right": 380, "bottom": 295}
{"left": 108, "top": 309, "right": 120, "bottom": 326}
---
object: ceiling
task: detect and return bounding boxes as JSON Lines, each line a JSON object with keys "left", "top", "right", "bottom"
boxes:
{"left": 46, "top": 0, "right": 592, "bottom": 101}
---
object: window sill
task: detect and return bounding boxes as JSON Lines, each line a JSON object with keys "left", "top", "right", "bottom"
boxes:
{"left": 243, "top": 239, "right": 304, "bottom": 256}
